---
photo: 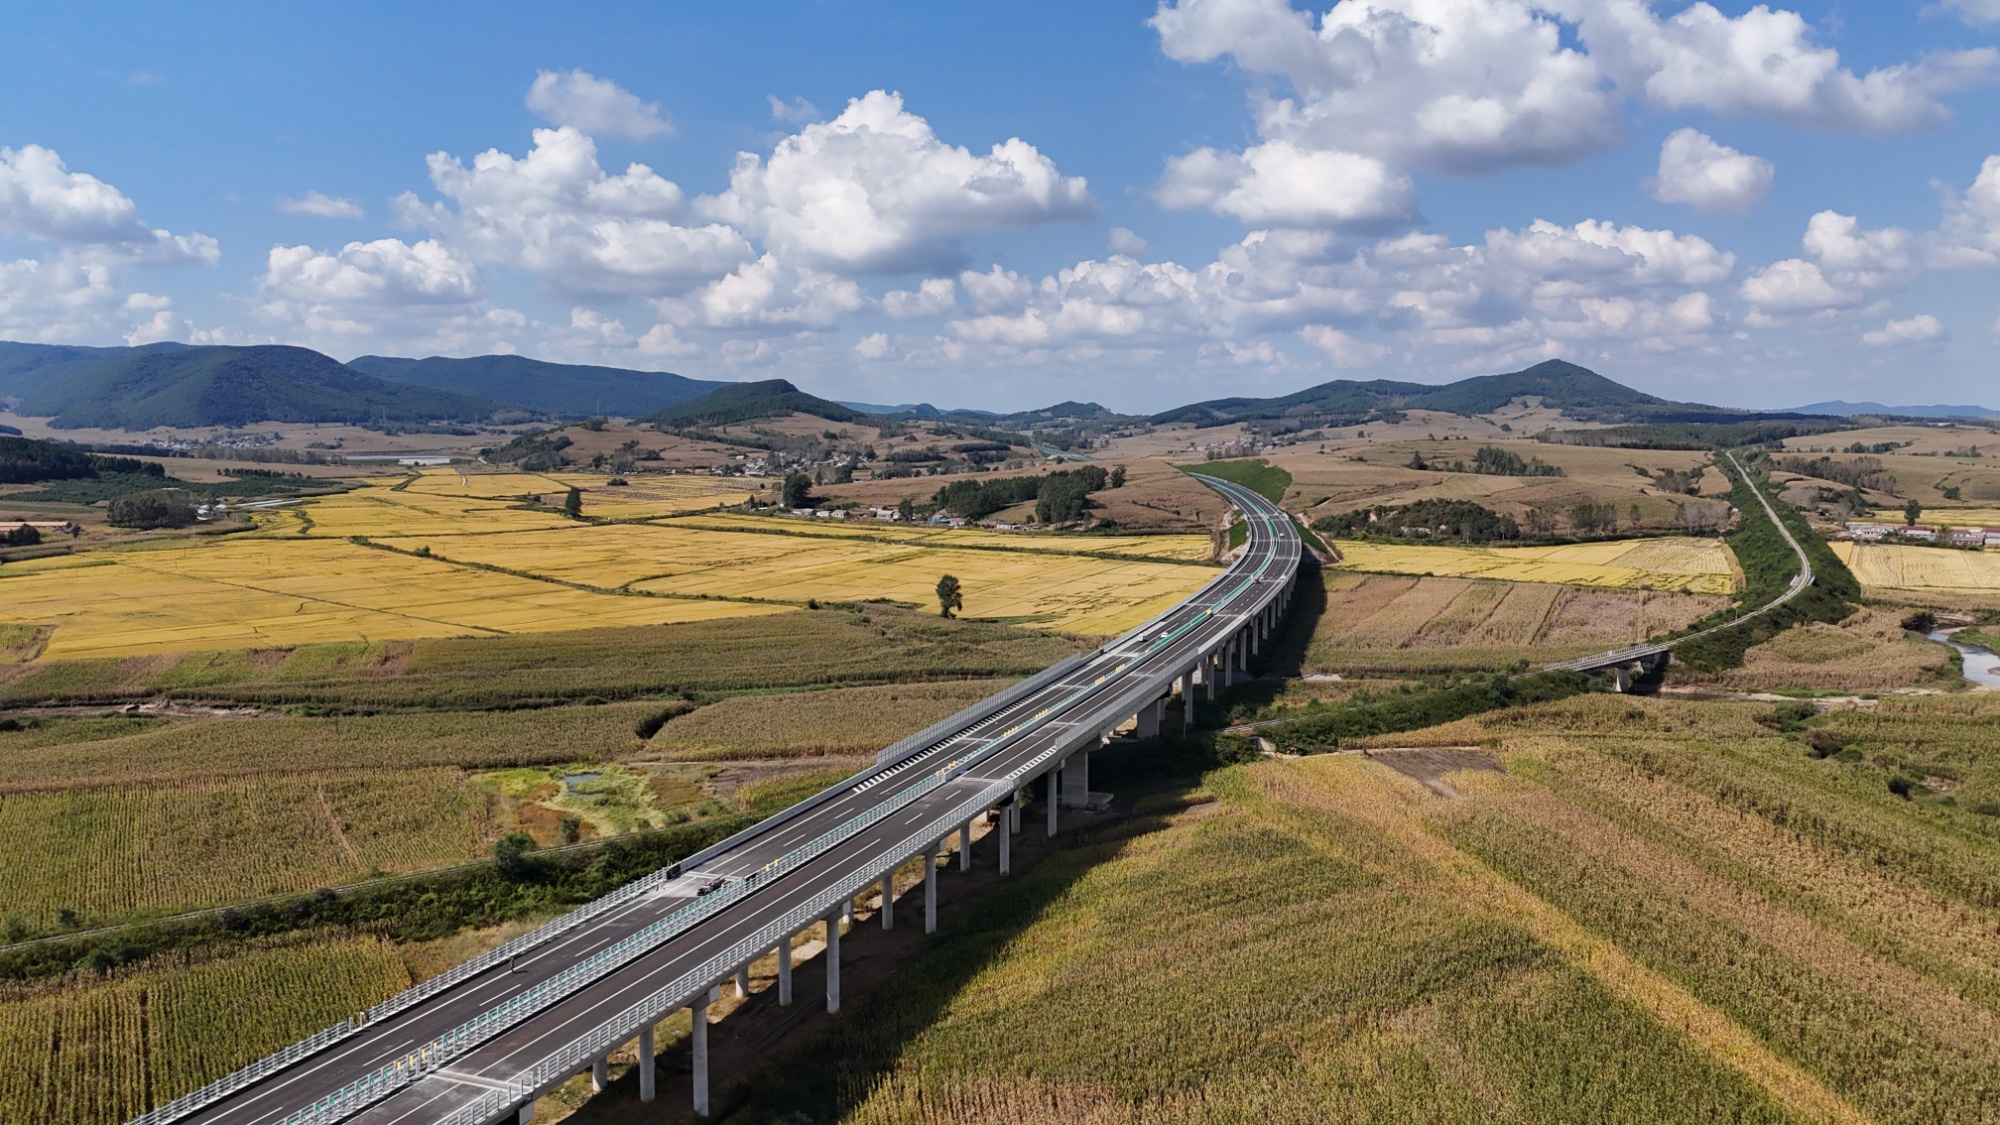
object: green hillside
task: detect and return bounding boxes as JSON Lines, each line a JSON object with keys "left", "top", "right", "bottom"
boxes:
{"left": 644, "top": 379, "right": 862, "bottom": 428}
{"left": 7, "top": 345, "right": 500, "bottom": 430}
{"left": 347, "top": 354, "right": 725, "bottom": 418}
{"left": 1154, "top": 359, "right": 1744, "bottom": 427}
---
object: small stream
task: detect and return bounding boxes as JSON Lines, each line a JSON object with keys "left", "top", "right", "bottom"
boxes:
{"left": 1930, "top": 631, "right": 2000, "bottom": 688}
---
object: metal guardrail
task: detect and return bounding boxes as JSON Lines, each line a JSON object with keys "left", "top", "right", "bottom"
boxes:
{"left": 273, "top": 748, "right": 984, "bottom": 1124}
{"left": 126, "top": 854, "right": 697, "bottom": 1125}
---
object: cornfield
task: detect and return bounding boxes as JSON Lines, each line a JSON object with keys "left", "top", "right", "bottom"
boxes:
{"left": 654, "top": 679, "right": 1016, "bottom": 760}
{"left": 1305, "top": 574, "right": 1726, "bottom": 673}
{"left": 0, "top": 936, "right": 410, "bottom": 1124}
{"left": 0, "top": 771, "right": 487, "bottom": 926}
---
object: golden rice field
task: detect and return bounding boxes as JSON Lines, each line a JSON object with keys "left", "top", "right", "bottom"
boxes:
{"left": 1331, "top": 536, "right": 1740, "bottom": 594}
{"left": 1870, "top": 508, "right": 2000, "bottom": 528}
{"left": 1833, "top": 541, "right": 2000, "bottom": 597}
{"left": 0, "top": 537, "right": 792, "bottom": 660}
{"left": 0, "top": 467, "right": 1213, "bottom": 659}
{"left": 653, "top": 679, "right": 1014, "bottom": 761}
{"left": 373, "top": 522, "right": 1213, "bottom": 634}
{"left": 664, "top": 513, "right": 1215, "bottom": 561}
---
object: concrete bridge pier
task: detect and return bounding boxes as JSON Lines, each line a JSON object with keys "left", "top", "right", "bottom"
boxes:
{"left": 1061, "top": 751, "right": 1091, "bottom": 808}
{"left": 777, "top": 938, "right": 793, "bottom": 1005}
{"left": 1047, "top": 767, "right": 1060, "bottom": 835}
{"left": 638, "top": 1026, "right": 655, "bottom": 1102}
{"left": 959, "top": 820, "right": 972, "bottom": 872}
{"left": 880, "top": 872, "right": 895, "bottom": 929}
{"left": 691, "top": 989, "right": 712, "bottom": 1117}
{"left": 592, "top": 1055, "right": 608, "bottom": 1092}
{"left": 734, "top": 965, "right": 749, "bottom": 1000}
{"left": 825, "top": 914, "right": 842, "bottom": 1014}
{"left": 1181, "top": 670, "right": 1195, "bottom": 723}
{"left": 998, "top": 811, "right": 1011, "bottom": 874}
{"left": 923, "top": 843, "right": 939, "bottom": 933}
{"left": 1205, "top": 654, "right": 1217, "bottom": 700}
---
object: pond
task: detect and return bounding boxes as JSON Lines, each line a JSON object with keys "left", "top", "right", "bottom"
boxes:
{"left": 1930, "top": 631, "right": 2000, "bottom": 689}
{"left": 561, "top": 772, "right": 602, "bottom": 790}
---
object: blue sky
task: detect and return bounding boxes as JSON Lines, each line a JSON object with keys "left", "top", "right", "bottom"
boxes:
{"left": 2, "top": 0, "right": 1998, "bottom": 412}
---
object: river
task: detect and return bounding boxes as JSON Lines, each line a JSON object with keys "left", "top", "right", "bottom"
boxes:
{"left": 1931, "top": 630, "right": 2000, "bottom": 688}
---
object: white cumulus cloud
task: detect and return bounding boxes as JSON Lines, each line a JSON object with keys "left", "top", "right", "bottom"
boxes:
{"left": 882, "top": 277, "right": 957, "bottom": 319}
{"left": 1862, "top": 313, "right": 1944, "bottom": 346}
{"left": 277, "top": 191, "right": 364, "bottom": 219}
{"left": 398, "top": 126, "right": 751, "bottom": 295}
{"left": 1650, "top": 128, "right": 1772, "bottom": 215}
{"left": 526, "top": 70, "right": 672, "bottom": 139}
{"left": 260, "top": 238, "right": 481, "bottom": 306}
{"left": 1156, "top": 141, "right": 1416, "bottom": 229}
{"left": 698, "top": 90, "right": 1096, "bottom": 274}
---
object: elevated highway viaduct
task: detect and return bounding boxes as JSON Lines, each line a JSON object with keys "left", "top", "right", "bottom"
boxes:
{"left": 134, "top": 474, "right": 1302, "bottom": 1125}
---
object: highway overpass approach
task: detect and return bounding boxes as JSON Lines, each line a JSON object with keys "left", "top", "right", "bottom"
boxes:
{"left": 131, "top": 474, "right": 1303, "bottom": 1125}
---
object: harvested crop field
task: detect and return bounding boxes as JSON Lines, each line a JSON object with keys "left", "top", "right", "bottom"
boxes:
{"left": 1305, "top": 573, "right": 1726, "bottom": 672}
{"left": 1331, "top": 536, "right": 1740, "bottom": 595}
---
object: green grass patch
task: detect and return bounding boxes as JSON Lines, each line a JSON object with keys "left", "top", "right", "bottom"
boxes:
{"left": 1185, "top": 457, "right": 1293, "bottom": 504}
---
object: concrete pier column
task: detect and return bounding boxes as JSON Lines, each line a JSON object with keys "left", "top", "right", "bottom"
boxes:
{"left": 825, "top": 915, "right": 842, "bottom": 1014}
{"left": 924, "top": 843, "right": 939, "bottom": 933}
{"left": 1046, "top": 768, "right": 1060, "bottom": 836}
{"left": 841, "top": 897, "right": 854, "bottom": 927}
{"left": 592, "top": 1056, "right": 608, "bottom": 1092}
{"left": 734, "top": 965, "right": 749, "bottom": 1000}
{"left": 1184, "top": 671, "right": 1196, "bottom": 722}
{"left": 959, "top": 821, "right": 972, "bottom": 872}
{"left": 1251, "top": 624, "right": 1259, "bottom": 656}
{"left": 999, "top": 814, "right": 1011, "bottom": 874}
{"left": 1011, "top": 794, "right": 1022, "bottom": 834}
{"left": 880, "top": 872, "right": 894, "bottom": 929}
{"left": 691, "top": 994, "right": 711, "bottom": 1117}
{"left": 1205, "top": 655, "right": 1216, "bottom": 700}
{"left": 519, "top": 1104, "right": 536, "bottom": 1123}
{"left": 638, "top": 1026, "right": 655, "bottom": 1102}
{"left": 1135, "top": 702, "right": 1159, "bottom": 739}
{"left": 1061, "top": 751, "right": 1090, "bottom": 807}
{"left": 777, "top": 938, "right": 793, "bottom": 1006}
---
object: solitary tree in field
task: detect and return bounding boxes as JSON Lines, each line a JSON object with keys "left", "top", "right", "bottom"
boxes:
{"left": 563, "top": 487, "right": 582, "bottom": 518}
{"left": 1109, "top": 464, "right": 1127, "bottom": 489}
{"left": 1905, "top": 498, "right": 1923, "bottom": 525}
{"left": 936, "top": 574, "right": 963, "bottom": 619}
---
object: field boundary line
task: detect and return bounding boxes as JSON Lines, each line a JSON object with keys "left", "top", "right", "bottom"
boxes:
{"left": 1264, "top": 757, "right": 1876, "bottom": 1125}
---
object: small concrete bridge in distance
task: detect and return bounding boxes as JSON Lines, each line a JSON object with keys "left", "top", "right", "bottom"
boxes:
{"left": 1543, "top": 642, "right": 1674, "bottom": 693}
{"left": 1542, "top": 449, "right": 1816, "bottom": 694}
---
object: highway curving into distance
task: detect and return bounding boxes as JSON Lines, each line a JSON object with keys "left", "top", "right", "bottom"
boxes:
{"left": 140, "top": 474, "right": 1301, "bottom": 1125}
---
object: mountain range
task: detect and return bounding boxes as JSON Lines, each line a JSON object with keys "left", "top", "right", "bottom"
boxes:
{"left": 1783, "top": 400, "right": 1998, "bottom": 420}
{"left": 0, "top": 339, "right": 1873, "bottom": 435}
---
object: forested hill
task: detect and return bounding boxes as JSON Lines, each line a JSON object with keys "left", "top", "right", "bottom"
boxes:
{"left": 644, "top": 379, "right": 862, "bottom": 427}
{"left": 1153, "top": 359, "right": 1757, "bottom": 426}
{"left": 0, "top": 342, "right": 499, "bottom": 430}
{"left": 347, "top": 354, "right": 725, "bottom": 418}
